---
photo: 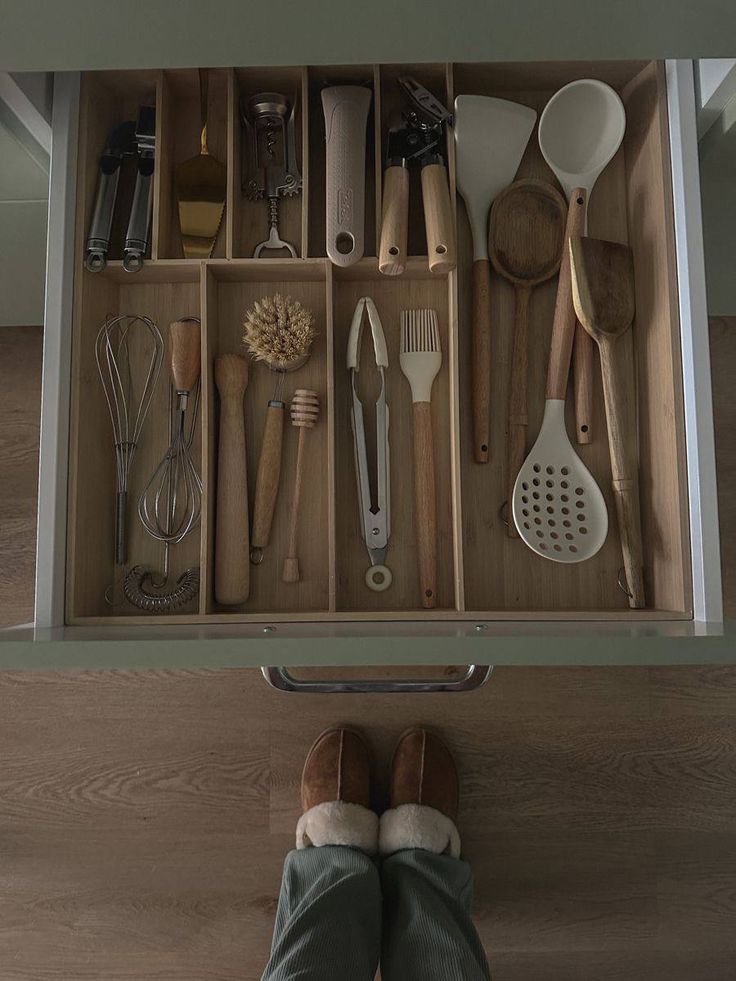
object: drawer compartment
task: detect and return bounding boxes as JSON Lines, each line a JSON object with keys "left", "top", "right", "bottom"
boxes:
{"left": 68, "top": 265, "right": 203, "bottom": 618}
{"left": 203, "top": 261, "right": 331, "bottom": 614}
{"left": 66, "top": 59, "right": 693, "bottom": 626}
{"left": 332, "top": 266, "right": 457, "bottom": 613}
{"left": 453, "top": 62, "right": 691, "bottom": 616}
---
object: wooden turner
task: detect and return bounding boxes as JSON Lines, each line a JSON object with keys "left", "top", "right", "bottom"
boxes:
{"left": 570, "top": 235, "right": 645, "bottom": 608}
{"left": 175, "top": 69, "right": 226, "bottom": 259}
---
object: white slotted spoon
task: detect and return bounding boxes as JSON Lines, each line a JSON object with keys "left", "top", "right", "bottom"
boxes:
{"left": 512, "top": 187, "right": 608, "bottom": 562}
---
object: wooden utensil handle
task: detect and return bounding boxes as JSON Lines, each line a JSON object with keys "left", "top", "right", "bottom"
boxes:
{"left": 170, "top": 318, "right": 201, "bottom": 392}
{"left": 507, "top": 287, "right": 531, "bottom": 537}
{"left": 574, "top": 323, "right": 594, "bottom": 444}
{"left": 599, "top": 338, "right": 645, "bottom": 609}
{"left": 215, "top": 392, "right": 249, "bottom": 605}
{"left": 199, "top": 67, "right": 209, "bottom": 151}
{"left": 421, "top": 163, "right": 456, "bottom": 274}
{"left": 283, "top": 427, "right": 307, "bottom": 583}
{"left": 471, "top": 258, "right": 492, "bottom": 463}
{"left": 251, "top": 402, "right": 284, "bottom": 551}
{"left": 379, "top": 165, "right": 409, "bottom": 276}
{"left": 546, "top": 189, "right": 587, "bottom": 400}
{"left": 411, "top": 401, "right": 438, "bottom": 609}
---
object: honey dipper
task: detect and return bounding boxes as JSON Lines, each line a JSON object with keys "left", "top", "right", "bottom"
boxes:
{"left": 282, "top": 390, "right": 320, "bottom": 583}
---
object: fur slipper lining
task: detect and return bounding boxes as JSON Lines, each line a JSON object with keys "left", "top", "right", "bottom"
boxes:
{"left": 296, "top": 800, "right": 379, "bottom": 854}
{"left": 379, "top": 803, "right": 461, "bottom": 859}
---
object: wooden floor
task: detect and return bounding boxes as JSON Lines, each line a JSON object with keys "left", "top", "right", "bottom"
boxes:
{"left": 0, "top": 326, "right": 42, "bottom": 627}
{"left": 0, "top": 322, "right": 735, "bottom": 979}
{"left": 2, "top": 666, "right": 736, "bottom": 980}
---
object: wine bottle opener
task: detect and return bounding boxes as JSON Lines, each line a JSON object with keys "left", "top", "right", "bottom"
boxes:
{"left": 241, "top": 92, "right": 302, "bottom": 257}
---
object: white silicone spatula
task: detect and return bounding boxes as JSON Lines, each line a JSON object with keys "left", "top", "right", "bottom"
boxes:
{"left": 454, "top": 95, "right": 537, "bottom": 464}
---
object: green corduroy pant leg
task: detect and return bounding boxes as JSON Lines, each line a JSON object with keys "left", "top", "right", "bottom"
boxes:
{"left": 380, "top": 848, "right": 492, "bottom": 980}
{"left": 261, "top": 845, "right": 381, "bottom": 981}
{"left": 261, "top": 845, "right": 491, "bottom": 980}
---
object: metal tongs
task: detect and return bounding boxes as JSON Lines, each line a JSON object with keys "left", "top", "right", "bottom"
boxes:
{"left": 347, "top": 297, "right": 392, "bottom": 591}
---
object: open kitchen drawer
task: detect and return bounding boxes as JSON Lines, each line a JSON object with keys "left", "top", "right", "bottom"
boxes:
{"left": 28, "top": 59, "right": 723, "bottom": 659}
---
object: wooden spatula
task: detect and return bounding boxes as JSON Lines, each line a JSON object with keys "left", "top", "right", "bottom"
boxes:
{"left": 569, "top": 235, "right": 645, "bottom": 608}
{"left": 175, "top": 69, "right": 226, "bottom": 259}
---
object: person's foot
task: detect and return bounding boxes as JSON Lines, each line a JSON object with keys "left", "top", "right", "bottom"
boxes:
{"left": 379, "top": 728, "right": 461, "bottom": 858}
{"left": 296, "top": 727, "right": 379, "bottom": 854}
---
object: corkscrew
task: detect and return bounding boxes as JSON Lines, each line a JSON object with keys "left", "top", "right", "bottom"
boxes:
{"left": 241, "top": 92, "right": 302, "bottom": 257}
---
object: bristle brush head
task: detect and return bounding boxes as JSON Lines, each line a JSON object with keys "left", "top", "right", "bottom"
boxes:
{"left": 400, "top": 308, "right": 441, "bottom": 354}
{"left": 243, "top": 294, "right": 316, "bottom": 370}
{"left": 399, "top": 308, "right": 442, "bottom": 403}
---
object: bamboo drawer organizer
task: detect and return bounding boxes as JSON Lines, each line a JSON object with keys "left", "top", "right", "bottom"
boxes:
{"left": 67, "top": 60, "right": 692, "bottom": 625}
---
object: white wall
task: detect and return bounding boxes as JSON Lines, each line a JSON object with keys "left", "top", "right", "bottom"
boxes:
{"left": 0, "top": 102, "right": 48, "bottom": 327}
{"left": 699, "top": 71, "right": 736, "bottom": 317}
{"left": 0, "top": 201, "right": 47, "bottom": 326}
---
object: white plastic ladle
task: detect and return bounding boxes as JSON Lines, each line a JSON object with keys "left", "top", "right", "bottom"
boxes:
{"left": 538, "top": 79, "right": 626, "bottom": 445}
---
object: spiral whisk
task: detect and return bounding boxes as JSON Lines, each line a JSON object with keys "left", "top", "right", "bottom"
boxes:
{"left": 138, "top": 317, "right": 203, "bottom": 544}
{"left": 95, "top": 314, "right": 163, "bottom": 565}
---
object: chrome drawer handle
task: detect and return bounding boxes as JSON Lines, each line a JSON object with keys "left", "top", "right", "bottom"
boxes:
{"left": 261, "top": 665, "right": 492, "bottom": 694}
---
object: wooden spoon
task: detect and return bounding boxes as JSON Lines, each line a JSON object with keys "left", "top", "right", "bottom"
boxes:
{"left": 569, "top": 235, "right": 645, "bottom": 609}
{"left": 489, "top": 178, "right": 567, "bottom": 536}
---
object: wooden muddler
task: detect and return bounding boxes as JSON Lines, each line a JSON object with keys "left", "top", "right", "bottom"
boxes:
{"left": 282, "top": 390, "right": 320, "bottom": 583}
{"left": 214, "top": 354, "right": 249, "bottom": 605}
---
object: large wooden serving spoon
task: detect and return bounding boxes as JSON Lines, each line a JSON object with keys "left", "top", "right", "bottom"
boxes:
{"left": 569, "top": 235, "right": 645, "bottom": 608}
{"left": 489, "top": 178, "right": 567, "bottom": 536}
